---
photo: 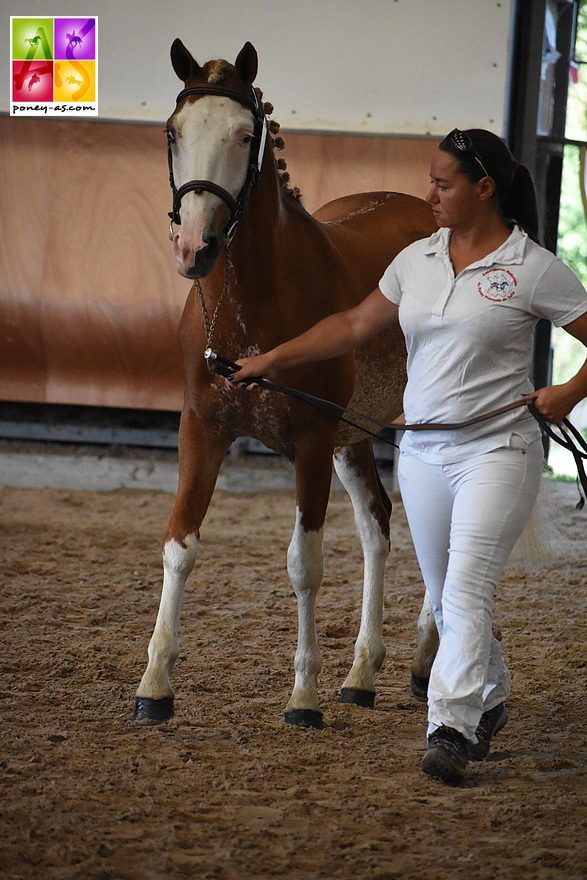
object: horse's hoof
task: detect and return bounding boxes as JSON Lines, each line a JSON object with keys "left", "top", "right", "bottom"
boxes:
{"left": 339, "top": 687, "right": 375, "bottom": 709}
{"left": 410, "top": 673, "right": 429, "bottom": 702}
{"left": 283, "top": 709, "right": 324, "bottom": 729}
{"left": 133, "top": 696, "right": 174, "bottom": 725}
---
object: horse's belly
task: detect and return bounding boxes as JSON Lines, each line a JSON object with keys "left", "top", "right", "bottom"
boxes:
{"left": 335, "top": 331, "right": 406, "bottom": 446}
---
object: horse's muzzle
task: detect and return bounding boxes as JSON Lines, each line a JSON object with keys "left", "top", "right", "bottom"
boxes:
{"left": 182, "top": 236, "right": 221, "bottom": 279}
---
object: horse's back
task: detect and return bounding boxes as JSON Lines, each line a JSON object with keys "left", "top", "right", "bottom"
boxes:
{"left": 313, "top": 190, "right": 417, "bottom": 221}
{"left": 313, "top": 191, "right": 435, "bottom": 289}
{"left": 314, "top": 190, "right": 432, "bottom": 232}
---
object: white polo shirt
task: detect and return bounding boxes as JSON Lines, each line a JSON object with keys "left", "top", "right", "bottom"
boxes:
{"left": 378, "top": 225, "right": 587, "bottom": 462}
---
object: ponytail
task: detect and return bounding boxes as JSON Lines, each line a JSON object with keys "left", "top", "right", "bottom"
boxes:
{"left": 502, "top": 163, "right": 541, "bottom": 244}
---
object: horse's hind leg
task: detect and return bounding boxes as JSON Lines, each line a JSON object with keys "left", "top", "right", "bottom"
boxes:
{"left": 410, "top": 592, "right": 438, "bottom": 701}
{"left": 134, "top": 412, "right": 232, "bottom": 725}
{"left": 334, "top": 441, "right": 390, "bottom": 708}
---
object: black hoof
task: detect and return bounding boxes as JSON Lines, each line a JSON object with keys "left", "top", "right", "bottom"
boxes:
{"left": 340, "top": 687, "right": 375, "bottom": 709}
{"left": 133, "top": 696, "right": 174, "bottom": 725}
{"left": 410, "top": 672, "right": 429, "bottom": 702}
{"left": 284, "top": 709, "right": 324, "bottom": 729}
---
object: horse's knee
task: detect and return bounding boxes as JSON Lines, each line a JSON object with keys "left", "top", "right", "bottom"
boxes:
{"left": 287, "top": 513, "right": 324, "bottom": 596}
{"left": 162, "top": 534, "right": 199, "bottom": 578}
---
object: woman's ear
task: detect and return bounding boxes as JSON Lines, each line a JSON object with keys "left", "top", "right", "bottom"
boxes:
{"left": 478, "top": 176, "right": 497, "bottom": 201}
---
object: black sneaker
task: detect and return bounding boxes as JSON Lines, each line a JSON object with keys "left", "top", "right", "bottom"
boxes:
{"left": 421, "top": 725, "right": 468, "bottom": 785}
{"left": 468, "top": 703, "right": 508, "bottom": 761}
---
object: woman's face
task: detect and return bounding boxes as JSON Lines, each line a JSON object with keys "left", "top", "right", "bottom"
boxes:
{"left": 426, "top": 148, "right": 486, "bottom": 230}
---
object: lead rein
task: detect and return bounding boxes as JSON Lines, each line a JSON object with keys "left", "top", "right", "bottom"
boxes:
{"left": 204, "top": 348, "right": 587, "bottom": 503}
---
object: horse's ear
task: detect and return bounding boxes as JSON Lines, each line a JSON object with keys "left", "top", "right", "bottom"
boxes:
{"left": 234, "top": 42, "right": 258, "bottom": 85}
{"left": 170, "top": 38, "right": 201, "bottom": 83}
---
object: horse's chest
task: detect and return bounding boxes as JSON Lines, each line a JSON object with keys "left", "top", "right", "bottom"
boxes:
{"left": 194, "top": 381, "right": 306, "bottom": 458}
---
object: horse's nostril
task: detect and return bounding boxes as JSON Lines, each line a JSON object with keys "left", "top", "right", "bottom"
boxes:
{"left": 186, "top": 236, "right": 221, "bottom": 279}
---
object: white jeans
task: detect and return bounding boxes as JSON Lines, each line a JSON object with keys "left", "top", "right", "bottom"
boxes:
{"left": 398, "top": 438, "right": 543, "bottom": 741}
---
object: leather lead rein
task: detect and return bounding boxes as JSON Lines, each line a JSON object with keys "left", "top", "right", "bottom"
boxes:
{"left": 204, "top": 349, "right": 587, "bottom": 506}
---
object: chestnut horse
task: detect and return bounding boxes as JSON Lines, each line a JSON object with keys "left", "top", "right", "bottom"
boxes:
{"left": 134, "top": 40, "right": 438, "bottom": 728}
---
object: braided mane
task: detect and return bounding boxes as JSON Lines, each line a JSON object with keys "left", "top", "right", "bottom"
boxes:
{"left": 192, "top": 55, "right": 302, "bottom": 203}
{"left": 254, "top": 87, "right": 302, "bottom": 202}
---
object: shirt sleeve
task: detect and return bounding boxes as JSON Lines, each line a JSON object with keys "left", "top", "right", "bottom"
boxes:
{"left": 378, "top": 254, "right": 403, "bottom": 304}
{"left": 530, "top": 256, "right": 587, "bottom": 327}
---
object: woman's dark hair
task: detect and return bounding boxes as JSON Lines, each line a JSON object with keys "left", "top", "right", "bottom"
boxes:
{"left": 439, "top": 128, "right": 541, "bottom": 243}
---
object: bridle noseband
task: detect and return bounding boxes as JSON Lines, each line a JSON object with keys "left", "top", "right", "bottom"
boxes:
{"left": 166, "top": 83, "right": 268, "bottom": 243}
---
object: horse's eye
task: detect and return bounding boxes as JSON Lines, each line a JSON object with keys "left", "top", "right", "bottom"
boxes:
{"left": 166, "top": 129, "right": 176, "bottom": 146}
{"left": 242, "top": 135, "right": 252, "bottom": 145}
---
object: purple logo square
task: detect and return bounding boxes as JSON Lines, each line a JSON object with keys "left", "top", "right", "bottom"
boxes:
{"left": 54, "top": 18, "right": 96, "bottom": 60}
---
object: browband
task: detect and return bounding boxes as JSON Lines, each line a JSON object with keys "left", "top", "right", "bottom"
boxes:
{"left": 175, "top": 85, "right": 262, "bottom": 119}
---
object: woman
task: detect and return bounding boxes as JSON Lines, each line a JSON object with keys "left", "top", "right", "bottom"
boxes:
{"left": 229, "top": 129, "right": 587, "bottom": 785}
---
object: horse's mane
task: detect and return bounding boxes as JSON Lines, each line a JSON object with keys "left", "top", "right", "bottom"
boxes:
{"left": 254, "top": 87, "right": 302, "bottom": 202}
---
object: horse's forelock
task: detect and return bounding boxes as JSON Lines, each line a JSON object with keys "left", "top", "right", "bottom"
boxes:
{"left": 183, "top": 59, "right": 251, "bottom": 94}
{"left": 203, "top": 60, "right": 231, "bottom": 85}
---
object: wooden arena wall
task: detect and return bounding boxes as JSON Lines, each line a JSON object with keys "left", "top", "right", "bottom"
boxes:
{"left": 0, "top": 117, "right": 435, "bottom": 411}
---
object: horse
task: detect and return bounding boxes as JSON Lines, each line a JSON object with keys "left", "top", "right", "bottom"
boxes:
{"left": 134, "top": 39, "right": 439, "bottom": 728}
{"left": 66, "top": 31, "right": 83, "bottom": 49}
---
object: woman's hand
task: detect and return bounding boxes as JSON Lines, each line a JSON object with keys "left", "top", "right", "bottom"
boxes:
{"left": 226, "top": 351, "right": 277, "bottom": 389}
{"left": 523, "top": 385, "right": 577, "bottom": 423}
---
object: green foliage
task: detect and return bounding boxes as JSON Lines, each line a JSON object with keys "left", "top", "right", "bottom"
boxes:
{"left": 553, "top": 3, "right": 587, "bottom": 390}
{"left": 558, "top": 2, "right": 586, "bottom": 284}
{"left": 564, "top": 1, "right": 587, "bottom": 142}
{"left": 558, "top": 146, "right": 587, "bottom": 287}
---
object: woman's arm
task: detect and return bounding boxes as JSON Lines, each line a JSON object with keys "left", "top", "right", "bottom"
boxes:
{"left": 524, "top": 311, "right": 587, "bottom": 422}
{"left": 229, "top": 287, "right": 399, "bottom": 385}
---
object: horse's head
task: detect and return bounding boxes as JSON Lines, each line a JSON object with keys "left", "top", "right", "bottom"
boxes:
{"left": 167, "top": 39, "right": 264, "bottom": 278}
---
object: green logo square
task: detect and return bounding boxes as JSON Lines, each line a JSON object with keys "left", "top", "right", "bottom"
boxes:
{"left": 12, "top": 17, "right": 54, "bottom": 60}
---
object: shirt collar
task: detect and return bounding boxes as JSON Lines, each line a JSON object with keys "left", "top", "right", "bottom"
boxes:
{"left": 424, "top": 225, "right": 528, "bottom": 266}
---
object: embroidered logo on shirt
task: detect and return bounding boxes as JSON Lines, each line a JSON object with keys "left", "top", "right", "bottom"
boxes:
{"left": 477, "top": 268, "right": 518, "bottom": 302}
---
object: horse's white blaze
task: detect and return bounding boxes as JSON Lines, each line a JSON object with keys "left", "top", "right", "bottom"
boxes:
{"left": 286, "top": 508, "right": 324, "bottom": 712}
{"left": 170, "top": 96, "right": 254, "bottom": 274}
{"left": 136, "top": 534, "right": 199, "bottom": 700}
{"left": 334, "top": 450, "right": 388, "bottom": 693}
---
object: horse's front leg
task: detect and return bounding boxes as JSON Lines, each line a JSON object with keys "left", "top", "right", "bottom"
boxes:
{"left": 334, "top": 442, "right": 390, "bottom": 708}
{"left": 283, "top": 433, "right": 335, "bottom": 730}
{"left": 134, "top": 410, "right": 233, "bottom": 724}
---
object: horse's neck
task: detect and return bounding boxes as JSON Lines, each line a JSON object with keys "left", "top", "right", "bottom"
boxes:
{"left": 228, "top": 163, "right": 322, "bottom": 284}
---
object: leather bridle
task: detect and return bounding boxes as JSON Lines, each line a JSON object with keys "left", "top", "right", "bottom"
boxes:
{"left": 166, "top": 83, "right": 268, "bottom": 243}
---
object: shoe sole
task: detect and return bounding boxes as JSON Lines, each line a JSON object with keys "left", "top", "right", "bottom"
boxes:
{"left": 421, "top": 747, "right": 467, "bottom": 785}
{"left": 468, "top": 705, "right": 509, "bottom": 761}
